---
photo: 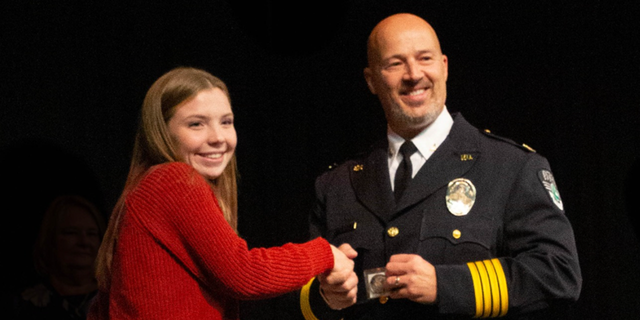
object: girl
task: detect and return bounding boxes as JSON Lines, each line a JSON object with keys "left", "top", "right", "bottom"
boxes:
{"left": 88, "top": 67, "right": 355, "bottom": 319}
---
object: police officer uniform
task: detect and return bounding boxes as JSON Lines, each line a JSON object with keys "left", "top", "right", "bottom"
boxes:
{"left": 298, "top": 111, "right": 581, "bottom": 319}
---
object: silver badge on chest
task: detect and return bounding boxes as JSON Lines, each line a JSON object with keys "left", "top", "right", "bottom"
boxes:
{"left": 446, "top": 178, "right": 477, "bottom": 216}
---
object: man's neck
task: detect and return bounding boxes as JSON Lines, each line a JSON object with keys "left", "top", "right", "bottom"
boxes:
{"left": 388, "top": 106, "right": 450, "bottom": 141}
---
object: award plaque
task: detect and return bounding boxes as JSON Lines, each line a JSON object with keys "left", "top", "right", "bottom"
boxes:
{"left": 364, "top": 267, "right": 390, "bottom": 299}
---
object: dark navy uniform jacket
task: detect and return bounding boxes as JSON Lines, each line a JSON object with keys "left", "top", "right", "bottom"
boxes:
{"left": 298, "top": 113, "right": 581, "bottom": 320}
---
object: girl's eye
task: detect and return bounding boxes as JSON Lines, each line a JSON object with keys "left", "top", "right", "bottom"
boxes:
{"left": 188, "top": 122, "right": 203, "bottom": 128}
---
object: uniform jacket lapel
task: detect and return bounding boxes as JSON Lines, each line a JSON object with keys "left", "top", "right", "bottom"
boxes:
{"left": 350, "top": 142, "right": 396, "bottom": 221}
{"left": 395, "top": 114, "right": 481, "bottom": 213}
{"left": 349, "top": 113, "right": 481, "bottom": 220}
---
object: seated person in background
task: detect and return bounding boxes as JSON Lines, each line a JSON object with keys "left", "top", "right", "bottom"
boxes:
{"left": 13, "top": 195, "right": 106, "bottom": 320}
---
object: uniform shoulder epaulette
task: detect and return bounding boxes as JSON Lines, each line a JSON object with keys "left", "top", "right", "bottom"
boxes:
{"left": 326, "top": 155, "right": 361, "bottom": 171}
{"left": 326, "top": 162, "right": 340, "bottom": 171}
{"left": 325, "top": 143, "right": 375, "bottom": 171}
{"left": 323, "top": 156, "right": 355, "bottom": 172}
{"left": 481, "top": 129, "right": 536, "bottom": 153}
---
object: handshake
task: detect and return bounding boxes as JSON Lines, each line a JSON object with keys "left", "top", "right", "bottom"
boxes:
{"left": 321, "top": 244, "right": 439, "bottom": 310}
{"left": 319, "top": 244, "right": 359, "bottom": 310}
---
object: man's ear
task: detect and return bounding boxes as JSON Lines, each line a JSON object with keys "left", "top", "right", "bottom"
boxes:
{"left": 363, "top": 67, "right": 377, "bottom": 94}
{"left": 442, "top": 54, "right": 449, "bottom": 82}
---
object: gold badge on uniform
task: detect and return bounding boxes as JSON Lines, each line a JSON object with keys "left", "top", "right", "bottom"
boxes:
{"left": 446, "top": 178, "right": 476, "bottom": 216}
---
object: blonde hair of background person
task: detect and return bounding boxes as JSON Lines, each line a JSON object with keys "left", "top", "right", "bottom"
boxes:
{"left": 34, "top": 194, "right": 106, "bottom": 282}
{"left": 12, "top": 194, "right": 106, "bottom": 319}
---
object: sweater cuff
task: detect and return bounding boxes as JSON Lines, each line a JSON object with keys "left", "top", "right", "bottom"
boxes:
{"left": 308, "top": 237, "right": 335, "bottom": 273}
{"left": 300, "top": 277, "right": 344, "bottom": 320}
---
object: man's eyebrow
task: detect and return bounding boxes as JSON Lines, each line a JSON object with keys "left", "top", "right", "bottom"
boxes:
{"left": 383, "top": 49, "right": 435, "bottom": 59}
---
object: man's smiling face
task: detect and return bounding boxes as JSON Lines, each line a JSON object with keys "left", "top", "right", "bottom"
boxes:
{"left": 364, "top": 14, "right": 448, "bottom": 139}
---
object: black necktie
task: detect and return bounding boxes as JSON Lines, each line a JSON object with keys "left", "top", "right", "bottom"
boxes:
{"left": 394, "top": 141, "right": 417, "bottom": 202}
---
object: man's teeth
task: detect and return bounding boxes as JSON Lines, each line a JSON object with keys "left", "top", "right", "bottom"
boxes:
{"left": 408, "top": 89, "right": 425, "bottom": 96}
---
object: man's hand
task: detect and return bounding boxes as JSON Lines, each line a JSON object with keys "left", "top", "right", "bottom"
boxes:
{"left": 384, "top": 254, "right": 437, "bottom": 304}
{"left": 318, "top": 243, "right": 359, "bottom": 310}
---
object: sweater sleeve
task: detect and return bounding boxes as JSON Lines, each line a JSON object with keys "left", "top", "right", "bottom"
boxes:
{"left": 125, "top": 162, "right": 335, "bottom": 299}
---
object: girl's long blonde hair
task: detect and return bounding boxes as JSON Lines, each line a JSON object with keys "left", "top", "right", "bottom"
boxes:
{"left": 95, "top": 67, "right": 238, "bottom": 289}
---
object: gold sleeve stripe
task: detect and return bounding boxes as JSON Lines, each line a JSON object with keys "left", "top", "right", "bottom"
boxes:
{"left": 482, "top": 260, "right": 500, "bottom": 317}
{"left": 468, "top": 259, "right": 509, "bottom": 318}
{"left": 491, "top": 258, "right": 509, "bottom": 317}
{"left": 474, "top": 261, "right": 492, "bottom": 317}
{"left": 467, "top": 262, "right": 484, "bottom": 318}
{"left": 300, "top": 277, "right": 320, "bottom": 320}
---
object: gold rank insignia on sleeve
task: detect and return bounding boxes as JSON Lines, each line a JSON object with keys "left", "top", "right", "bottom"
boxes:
{"left": 467, "top": 258, "right": 509, "bottom": 318}
{"left": 300, "top": 277, "right": 320, "bottom": 320}
{"left": 353, "top": 164, "right": 364, "bottom": 171}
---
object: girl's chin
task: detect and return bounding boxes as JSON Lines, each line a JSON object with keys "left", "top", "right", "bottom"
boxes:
{"left": 199, "top": 170, "right": 223, "bottom": 180}
{"left": 193, "top": 164, "right": 225, "bottom": 180}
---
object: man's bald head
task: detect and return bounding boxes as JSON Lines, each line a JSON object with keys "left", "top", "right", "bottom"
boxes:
{"left": 367, "top": 13, "right": 443, "bottom": 68}
{"left": 363, "top": 13, "right": 449, "bottom": 139}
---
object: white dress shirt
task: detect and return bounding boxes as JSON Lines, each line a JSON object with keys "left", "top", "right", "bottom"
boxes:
{"left": 388, "top": 107, "right": 454, "bottom": 190}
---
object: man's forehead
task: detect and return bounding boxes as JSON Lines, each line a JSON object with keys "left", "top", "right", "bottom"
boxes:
{"left": 367, "top": 14, "right": 441, "bottom": 65}
{"left": 375, "top": 30, "right": 439, "bottom": 57}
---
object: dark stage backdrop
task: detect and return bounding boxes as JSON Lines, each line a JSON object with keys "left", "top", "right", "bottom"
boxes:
{"left": 1, "top": 1, "right": 638, "bottom": 319}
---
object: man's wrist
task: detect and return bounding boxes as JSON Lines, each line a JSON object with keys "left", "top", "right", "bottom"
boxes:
{"left": 319, "top": 286, "right": 343, "bottom": 310}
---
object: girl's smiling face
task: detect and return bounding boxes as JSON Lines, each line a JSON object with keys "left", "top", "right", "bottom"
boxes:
{"left": 168, "top": 88, "right": 236, "bottom": 180}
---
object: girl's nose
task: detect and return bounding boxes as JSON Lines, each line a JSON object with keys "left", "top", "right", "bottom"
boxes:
{"left": 208, "top": 126, "right": 225, "bottom": 144}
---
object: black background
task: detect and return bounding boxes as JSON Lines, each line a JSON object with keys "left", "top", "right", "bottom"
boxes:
{"left": 1, "top": 1, "right": 639, "bottom": 319}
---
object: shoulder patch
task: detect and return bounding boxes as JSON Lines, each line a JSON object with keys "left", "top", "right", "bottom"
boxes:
{"left": 538, "top": 169, "right": 564, "bottom": 211}
{"left": 482, "top": 129, "right": 536, "bottom": 153}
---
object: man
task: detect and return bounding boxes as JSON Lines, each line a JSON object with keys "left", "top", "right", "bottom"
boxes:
{"left": 296, "top": 13, "right": 581, "bottom": 319}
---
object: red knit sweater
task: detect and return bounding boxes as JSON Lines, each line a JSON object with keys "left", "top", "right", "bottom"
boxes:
{"left": 88, "top": 162, "right": 333, "bottom": 319}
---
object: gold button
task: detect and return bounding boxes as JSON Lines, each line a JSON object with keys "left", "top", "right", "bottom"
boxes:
{"left": 452, "top": 229, "right": 461, "bottom": 239}
{"left": 387, "top": 227, "right": 399, "bottom": 237}
{"left": 379, "top": 296, "right": 389, "bottom": 304}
